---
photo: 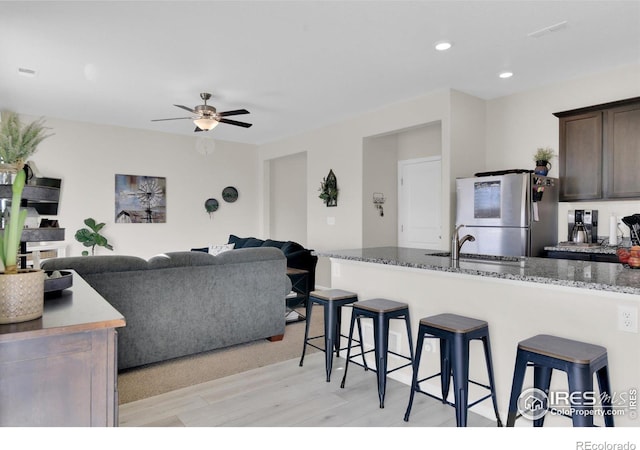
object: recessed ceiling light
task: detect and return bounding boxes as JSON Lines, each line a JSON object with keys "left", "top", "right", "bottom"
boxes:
{"left": 499, "top": 71, "right": 514, "bottom": 79}
{"left": 17, "top": 67, "right": 37, "bottom": 78}
{"left": 434, "top": 41, "right": 452, "bottom": 51}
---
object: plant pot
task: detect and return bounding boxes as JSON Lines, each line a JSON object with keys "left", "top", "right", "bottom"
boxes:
{"left": 0, "top": 269, "right": 45, "bottom": 324}
{"left": 534, "top": 160, "right": 551, "bottom": 176}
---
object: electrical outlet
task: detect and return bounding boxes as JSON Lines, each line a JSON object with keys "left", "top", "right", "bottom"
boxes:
{"left": 618, "top": 305, "right": 638, "bottom": 333}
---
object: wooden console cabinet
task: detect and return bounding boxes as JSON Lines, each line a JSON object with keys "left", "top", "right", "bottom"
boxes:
{"left": 554, "top": 97, "right": 640, "bottom": 201}
{"left": 0, "top": 271, "right": 125, "bottom": 426}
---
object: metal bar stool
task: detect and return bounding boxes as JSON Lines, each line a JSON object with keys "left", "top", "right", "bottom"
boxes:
{"left": 404, "top": 313, "right": 502, "bottom": 427}
{"left": 340, "top": 298, "right": 414, "bottom": 408}
{"left": 299, "top": 289, "right": 361, "bottom": 382}
{"left": 506, "top": 334, "right": 614, "bottom": 427}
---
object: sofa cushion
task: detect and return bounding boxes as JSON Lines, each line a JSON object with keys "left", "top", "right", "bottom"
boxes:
{"left": 216, "top": 246, "right": 285, "bottom": 264}
{"left": 228, "top": 234, "right": 254, "bottom": 248}
{"left": 148, "top": 251, "right": 219, "bottom": 269}
{"left": 208, "top": 243, "right": 235, "bottom": 256}
{"left": 280, "top": 240, "right": 304, "bottom": 256}
{"left": 262, "top": 239, "right": 285, "bottom": 249}
{"left": 41, "top": 255, "right": 148, "bottom": 275}
{"left": 243, "top": 238, "right": 265, "bottom": 248}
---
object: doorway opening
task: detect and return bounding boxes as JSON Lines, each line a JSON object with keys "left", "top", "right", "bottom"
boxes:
{"left": 362, "top": 122, "right": 442, "bottom": 249}
{"left": 268, "top": 151, "right": 308, "bottom": 246}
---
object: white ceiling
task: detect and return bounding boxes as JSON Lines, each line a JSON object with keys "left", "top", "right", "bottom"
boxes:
{"left": 1, "top": 1, "right": 639, "bottom": 145}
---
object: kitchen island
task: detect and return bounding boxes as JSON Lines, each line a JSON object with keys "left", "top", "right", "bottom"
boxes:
{"left": 317, "top": 247, "right": 640, "bottom": 426}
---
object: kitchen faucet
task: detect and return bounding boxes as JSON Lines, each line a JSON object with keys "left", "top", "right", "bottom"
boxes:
{"left": 451, "top": 224, "right": 475, "bottom": 261}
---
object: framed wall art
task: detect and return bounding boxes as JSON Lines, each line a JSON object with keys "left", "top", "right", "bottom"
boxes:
{"left": 115, "top": 174, "right": 166, "bottom": 223}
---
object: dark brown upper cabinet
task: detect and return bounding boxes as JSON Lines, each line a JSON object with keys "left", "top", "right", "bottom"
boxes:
{"left": 554, "top": 97, "right": 640, "bottom": 202}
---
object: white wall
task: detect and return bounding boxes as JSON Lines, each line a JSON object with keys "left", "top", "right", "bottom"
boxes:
{"left": 24, "top": 116, "right": 260, "bottom": 259}
{"left": 259, "top": 89, "right": 452, "bottom": 287}
{"left": 486, "top": 64, "right": 640, "bottom": 241}
{"left": 363, "top": 134, "right": 397, "bottom": 248}
{"left": 397, "top": 122, "right": 441, "bottom": 160}
{"left": 362, "top": 123, "right": 443, "bottom": 248}
{"left": 269, "top": 152, "right": 307, "bottom": 246}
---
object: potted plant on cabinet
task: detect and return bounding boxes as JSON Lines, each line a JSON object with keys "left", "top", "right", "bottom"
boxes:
{"left": 533, "top": 147, "right": 556, "bottom": 176}
{"left": 0, "top": 111, "right": 52, "bottom": 324}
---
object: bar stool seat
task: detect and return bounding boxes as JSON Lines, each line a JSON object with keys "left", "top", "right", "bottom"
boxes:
{"left": 506, "top": 334, "right": 614, "bottom": 427}
{"left": 404, "top": 313, "right": 502, "bottom": 427}
{"left": 299, "top": 289, "right": 359, "bottom": 382}
{"left": 340, "top": 298, "right": 414, "bottom": 408}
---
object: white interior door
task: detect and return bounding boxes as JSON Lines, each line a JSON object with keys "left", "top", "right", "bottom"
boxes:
{"left": 398, "top": 157, "right": 442, "bottom": 249}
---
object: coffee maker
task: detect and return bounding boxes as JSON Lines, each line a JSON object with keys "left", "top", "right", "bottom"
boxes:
{"left": 567, "top": 209, "right": 598, "bottom": 244}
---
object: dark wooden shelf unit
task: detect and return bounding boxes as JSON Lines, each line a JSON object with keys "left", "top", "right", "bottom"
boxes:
{"left": 0, "top": 183, "right": 65, "bottom": 268}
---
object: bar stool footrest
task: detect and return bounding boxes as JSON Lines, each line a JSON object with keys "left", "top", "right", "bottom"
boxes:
{"left": 413, "top": 372, "right": 498, "bottom": 409}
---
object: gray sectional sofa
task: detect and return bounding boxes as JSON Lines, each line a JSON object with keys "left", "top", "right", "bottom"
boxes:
{"left": 41, "top": 247, "right": 290, "bottom": 370}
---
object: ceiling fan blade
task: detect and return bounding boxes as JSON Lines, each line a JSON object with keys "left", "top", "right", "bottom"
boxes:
{"left": 151, "top": 117, "right": 193, "bottom": 122}
{"left": 218, "top": 109, "right": 250, "bottom": 117}
{"left": 174, "top": 104, "right": 196, "bottom": 113}
{"left": 219, "top": 118, "right": 253, "bottom": 128}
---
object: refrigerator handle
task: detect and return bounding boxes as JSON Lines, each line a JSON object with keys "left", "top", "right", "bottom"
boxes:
{"left": 522, "top": 174, "right": 529, "bottom": 225}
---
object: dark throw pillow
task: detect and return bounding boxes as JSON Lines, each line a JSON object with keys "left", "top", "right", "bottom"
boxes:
{"left": 262, "top": 239, "right": 285, "bottom": 249}
{"left": 280, "top": 241, "right": 304, "bottom": 256}
{"left": 244, "top": 238, "right": 265, "bottom": 248}
{"left": 228, "top": 234, "right": 254, "bottom": 248}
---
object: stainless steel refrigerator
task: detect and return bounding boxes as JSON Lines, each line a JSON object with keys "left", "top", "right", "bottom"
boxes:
{"left": 455, "top": 171, "right": 558, "bottom": 257}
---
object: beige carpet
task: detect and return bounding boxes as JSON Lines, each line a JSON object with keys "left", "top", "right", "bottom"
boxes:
{"left": 118, "top": 306, "right": 324, "bottom": 404}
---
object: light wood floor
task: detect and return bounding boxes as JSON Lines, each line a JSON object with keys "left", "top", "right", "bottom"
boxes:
{"left": 119, "top": 351, "right": 496, "bottom": 427}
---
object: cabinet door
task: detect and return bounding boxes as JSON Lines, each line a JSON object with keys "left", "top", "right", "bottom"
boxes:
{"left": 559, "top": 112, "right": 603, "bottom": 201}
{"left": 606, "top": 103, "right": 640, "bottom": 198}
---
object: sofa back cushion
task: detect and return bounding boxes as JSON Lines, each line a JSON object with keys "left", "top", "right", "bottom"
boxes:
{"left": 228, "top": 234, "right": 254, "bottom": 248}
{"left": 228, "top": 235, "right": 306, "bottom": 256}
{"left": 148, "top": 251, "right": 219, "bottom": 269}
{"left": 216, "top": 246, "right": 285, "bottom": 264}
{"left": 262, "top": 239, "right": 285, "bottom": 249}
{"left": 280, "top": 240, "right": 304, "bottom": 256}
{"left": 41, "top": 255, "right": 148, "bottom": 275}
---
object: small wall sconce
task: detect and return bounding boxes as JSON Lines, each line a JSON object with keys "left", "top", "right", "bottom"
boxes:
{"left": 373, "top": 192, "right": 385, "bottom": 217}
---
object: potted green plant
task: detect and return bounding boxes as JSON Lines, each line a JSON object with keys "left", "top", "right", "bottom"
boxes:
{"left": 75, "top": 218, "right": 114, "bottom": 256}
{"left": 533, "top": 147, "right": 556, "bottom": 176}
{"left": 0, "top": 111, "right": 53, "bottom": 324}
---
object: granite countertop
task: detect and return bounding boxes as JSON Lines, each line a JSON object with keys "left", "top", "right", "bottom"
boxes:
{"left": 544, "top": 238, "right": 632, "bottom": 254}
{"left": 316, "top": 246, "right": 640, "bottom": 296}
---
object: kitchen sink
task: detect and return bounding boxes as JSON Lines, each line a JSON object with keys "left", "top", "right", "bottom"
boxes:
{"left": 425, "top": 251, "right": 523, "bottom": 263}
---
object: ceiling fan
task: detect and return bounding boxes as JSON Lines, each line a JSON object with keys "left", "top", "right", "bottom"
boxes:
{"left": 151, "top": 92, "right": 252, "bottom": 132}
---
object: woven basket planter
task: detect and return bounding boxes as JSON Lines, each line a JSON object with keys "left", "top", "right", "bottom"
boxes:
{"left": 0, "top": 269, "right": 45, "bottom": 324}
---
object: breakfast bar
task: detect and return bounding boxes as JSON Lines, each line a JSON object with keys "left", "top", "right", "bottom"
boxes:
{"left": 317, "top": 247, "right": 640, "bottom": 426}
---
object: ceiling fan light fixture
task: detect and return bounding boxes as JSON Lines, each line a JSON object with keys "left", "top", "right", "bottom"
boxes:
{"left": 194, "top": 117, "right": 219, "bottom": 131}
